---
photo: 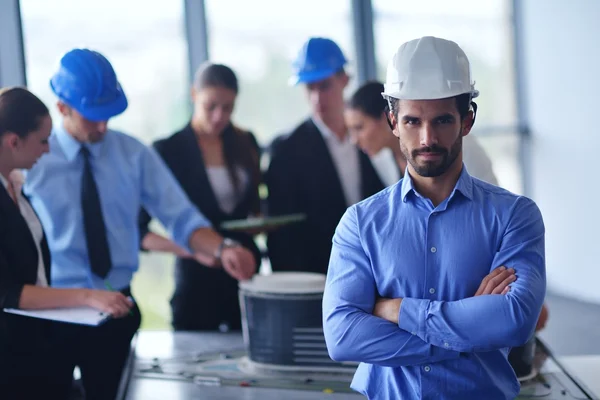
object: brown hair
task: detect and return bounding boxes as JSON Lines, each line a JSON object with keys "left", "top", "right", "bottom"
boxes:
{"left": 222, "top": 125, "right": 261, "bottom": 214}
{"left": 194, "top": 63, "right": 260, "bottom": 210}
{"left": 0, "top": 87, "right": 49, "bottom": 139}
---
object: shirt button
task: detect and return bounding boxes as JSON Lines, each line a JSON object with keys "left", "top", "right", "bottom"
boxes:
{"left": 430, "top": 247, "right": 437, "bottom": 253}
{"left": 411, "top": 331, "right": 416, "bottom": 336}
{"left": 429, "top": 288, "right": 435, "bottom": 294}
{"left": 424, "top": 366, "right": 431, "bottom": 372}
{"left": 444, "top": 342, "right": 450, "bottom": 347}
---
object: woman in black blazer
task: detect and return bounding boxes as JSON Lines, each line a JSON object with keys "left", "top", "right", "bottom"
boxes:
{"left": 139, "top": 63, "right": 261, "bottom": 332}
{"left": 0, "top": 87, "right": 133, "bottom": 398}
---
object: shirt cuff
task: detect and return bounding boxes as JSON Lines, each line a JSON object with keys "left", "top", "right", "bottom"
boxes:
{"left": 398, "top": 297, "right": 430, "bottom": 337}
{"left": 173, "top": 213, "right": 212, "bottom": 252}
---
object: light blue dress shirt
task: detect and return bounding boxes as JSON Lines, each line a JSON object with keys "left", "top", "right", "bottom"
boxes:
{"left": 24, "top": 124, "right": 211, "bottom": 291}
{"left": 323, "top": 167, "right": 546, "bottom": 400}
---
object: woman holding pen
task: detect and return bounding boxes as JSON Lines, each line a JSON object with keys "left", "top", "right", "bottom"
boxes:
{"left": 0, "top": 87, "right": 132, "bottom": 399}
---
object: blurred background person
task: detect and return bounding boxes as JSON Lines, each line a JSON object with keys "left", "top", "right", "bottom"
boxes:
{"left": 345, "top": 80, "right": 499, "bottom": 186}
{"left": 139, "top": 63, "right": 262, "bottom": 332}
{"left": 24, "top": 49, "right": 256, "bottom": 400}
{"left": 0, "top": 87, "right": 132, "bottom": 399}
{"left": 266, "top": 37, "right": 384, "bottom": 274}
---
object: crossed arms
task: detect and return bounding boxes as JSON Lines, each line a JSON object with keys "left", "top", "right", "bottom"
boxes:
{"left": 322, "top": 199, "right": 546, "bottom": 367}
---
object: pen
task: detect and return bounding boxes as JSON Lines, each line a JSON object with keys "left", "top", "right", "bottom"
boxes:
{"left": 104, "top": 280, "right": 134, "bottom": 317}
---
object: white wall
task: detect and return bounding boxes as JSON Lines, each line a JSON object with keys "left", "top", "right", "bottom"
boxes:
{"left": 523, "top": 0, "right": 600, "bottom": 303}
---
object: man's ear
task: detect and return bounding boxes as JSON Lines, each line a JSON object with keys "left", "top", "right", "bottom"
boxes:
{"left": 56, "top": 101, "right": 70, "bottom": 117}
{"left": 388, "top": 111, "right": 400, "bottom": 138}
{"left": 461, "top": 110, "right": 475, "bottom": 137}
{"left": 339, "top": 72, "right": 350, "bottom": 89}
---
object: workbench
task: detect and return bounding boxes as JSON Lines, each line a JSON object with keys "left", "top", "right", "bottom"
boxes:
{"left": 117, "top": 331, "right": 600, "bottom": 400}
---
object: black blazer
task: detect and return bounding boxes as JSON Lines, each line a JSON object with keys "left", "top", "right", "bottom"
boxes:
{"left": 265, "top": 118, "right": 385, "bottom": 274}
{"left": 139, "top": 123, "right": 261, "bottom": 331}
{"left": 0, "top": 182, "right": 53, "bottom": 360}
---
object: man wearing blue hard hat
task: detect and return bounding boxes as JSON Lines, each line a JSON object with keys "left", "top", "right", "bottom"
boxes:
{"left": 24, "top": 49, "right": 257, "bottom": 400}
{"left": 265, "top": 38, "right": 384, "bottom": 274}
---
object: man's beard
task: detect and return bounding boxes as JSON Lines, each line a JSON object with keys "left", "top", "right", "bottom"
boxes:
{"left": 402, "top": 133, "right": 462, "bottom": 178}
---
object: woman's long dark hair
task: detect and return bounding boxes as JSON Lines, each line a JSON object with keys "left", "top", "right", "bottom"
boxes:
{"left": 194, "top": 63, "right": 261, "bottom": 213}
{"left": 347, "top": 81, "right": 387, "bottom": 118}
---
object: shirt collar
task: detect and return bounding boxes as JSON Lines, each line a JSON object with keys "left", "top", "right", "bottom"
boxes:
{"left": 400, "top": 163, "right": 474, "bottom": 202}
{"left": 54, "top": 122, "right": 104, "bottom": 161}
{"left": 312, "top": 116, "right": 349, "bottom": 144}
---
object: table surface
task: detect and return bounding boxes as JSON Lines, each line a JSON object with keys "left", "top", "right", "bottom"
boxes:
{"left": 120, "top": 331, "right": 600, "bottom": 400}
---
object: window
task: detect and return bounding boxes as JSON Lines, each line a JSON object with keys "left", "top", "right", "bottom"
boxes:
{"left": 205, "top": 0, "right": 355, "bottom": 145}
{"left": 373, "top": 0, "right": 522, "bottom": 193}
{"left": 20, "top": 0, "right": 190, "bottom": 329}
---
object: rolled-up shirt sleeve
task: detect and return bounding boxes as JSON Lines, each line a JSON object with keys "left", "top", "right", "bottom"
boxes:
{"left": 138, "top": 146, "right": 211, "bottom": 251}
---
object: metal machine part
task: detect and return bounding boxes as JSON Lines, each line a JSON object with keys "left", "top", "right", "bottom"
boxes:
{"left": 131, "top": 337, "right": 596, "bottom": 399}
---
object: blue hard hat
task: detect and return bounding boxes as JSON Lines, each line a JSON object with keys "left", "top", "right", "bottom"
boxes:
{"left": 50, "top": 49, "right": 128, "bottom": 121}
{"left": 289, "top": 37, "right": 348, "bottom": 85}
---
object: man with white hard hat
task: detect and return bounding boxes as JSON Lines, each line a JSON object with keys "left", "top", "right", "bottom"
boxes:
{"left": 323, "top": 36, "right": 546, "bottom": 399}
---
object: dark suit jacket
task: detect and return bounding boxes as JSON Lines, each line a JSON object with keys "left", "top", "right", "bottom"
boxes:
{"left": 0, "top": 181, "right": 54, "bottom": 372}
{"left": 139, "top": 123, "right": 261, "bottom": 331}
{"left": 265, "top": 118, "right": 385, "bottom": 274}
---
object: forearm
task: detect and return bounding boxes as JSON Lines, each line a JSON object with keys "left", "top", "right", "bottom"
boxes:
{"left": 19, "top": 285, "right": 90, "bottom": 310}
{"left": 142, "top": 232, "right": 191, "bottom": 257}
{"left": 399, "top": 293, "right": 544, "bottom": 353}
{"left": 324, "top": 305, "right": 461, "bottom": 367}
{"left": 188, "top": 227, "right": 223, "bottom": 262}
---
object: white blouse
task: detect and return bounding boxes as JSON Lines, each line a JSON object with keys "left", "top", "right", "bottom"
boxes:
{"left": 0, "top": 171, "right": 48, "bottom": 287}
{"left": 205, "top": 166, "right": 249, "bottom": 214}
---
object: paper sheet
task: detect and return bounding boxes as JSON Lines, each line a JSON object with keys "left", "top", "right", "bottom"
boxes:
{"left": 3, "top": 306, "right": 111, "bottom": 326}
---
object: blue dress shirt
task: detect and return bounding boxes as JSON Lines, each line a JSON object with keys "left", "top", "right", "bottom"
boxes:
{"left": 323, "top": 167, "right": 546, "bottom": 400}
{"left": 24, "top": 124, "right": 211, "bottom": 290}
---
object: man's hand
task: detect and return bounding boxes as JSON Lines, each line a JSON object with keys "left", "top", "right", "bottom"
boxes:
{"left": 536, "top": 303, "right": 549, "bottom": 332}
{"left": 191, "top": 251, "right": 219, "bottom": 267}
{"left": 373, "top": 298, "right": 402, "bottom": 324}
{"left": 474, "top": 266, "right": 516, "bottom": 296}
{"left": 221, "top": 246, "right": 257, "bottom": 281}
{"left": 372, "top": 267, "right": 515, "bottom": 325}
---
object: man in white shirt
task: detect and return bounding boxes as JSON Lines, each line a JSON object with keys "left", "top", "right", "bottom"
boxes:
{"left": 265, "top": 37, "right": 385, "bottom": 274}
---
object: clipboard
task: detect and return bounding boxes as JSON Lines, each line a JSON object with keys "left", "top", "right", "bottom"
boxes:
{"left": 3, "top": 306, "right": 111, "bottom": 326}
{"left": 220, "top": 213, "right": 307, "bottom": 234}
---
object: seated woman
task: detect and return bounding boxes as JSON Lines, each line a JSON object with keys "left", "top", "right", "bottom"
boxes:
{"left": 345, "top": 80, "right": 499, "bottom": 186}
{"left": 139, "top": 63, "right": 261, "bottom": 332}
{"left": 0, "top": 87, "right": 132, "bottom": 398}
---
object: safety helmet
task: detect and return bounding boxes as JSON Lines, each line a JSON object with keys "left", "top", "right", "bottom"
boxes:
{"left": 289, "top": 37, "right": 348, "bottom": 85}
{"left": 50, "top": 49, "right": 128, "bottom": 121}
{"left": 382, "top": 36, "right": 478, "bottom": 101}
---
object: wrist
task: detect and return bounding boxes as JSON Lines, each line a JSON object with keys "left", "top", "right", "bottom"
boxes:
{"left": 79, "top": 289, "right": 91, "bottom": 306}
{"left": 214, "top": 238, "right": 241, "bottom": 261}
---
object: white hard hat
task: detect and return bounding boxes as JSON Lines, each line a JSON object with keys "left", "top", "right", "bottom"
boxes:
{"left": 382, "top": 36, "right": 479, "bottom": 101}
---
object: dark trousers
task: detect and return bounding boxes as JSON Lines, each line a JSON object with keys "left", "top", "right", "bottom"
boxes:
{"left": 54, "top": 293, "right": 141, "bottom": 400}
{"left": 0, "top": 349, "right": 73, "bottom": 400}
